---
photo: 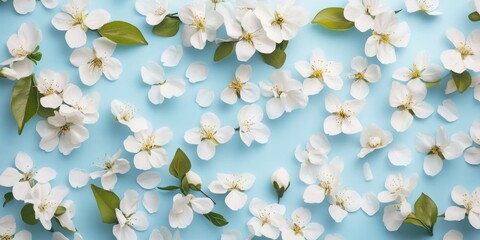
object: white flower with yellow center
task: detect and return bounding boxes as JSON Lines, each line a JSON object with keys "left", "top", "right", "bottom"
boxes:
{"left": 25, "top": 183, "right": 69, "bottom": 230}
{"left": 111, "top": 100, "right": 149, "bottom": 133}
{"left": 323, "top": 94, "right": 365, "bottom": 135}
{"left": 303, "top": 157, "right": 343, "bottom": 204}
{"left": 440, "top": 28, "right": 480, "bottom": 74}
{"left": 404, "top": 0, "right": 442, "bottom": 15}
{"left": 221, "top": 64, "right": 260, "bottom": 104}
{"left": 295, "top": 134, "right": 331, "bottom": 184}
{"left": 357, "top": 124, "right": 393, "bottom": 158}
{"left": 365, "top": 11, "right": 410, "bottom": 64}
{"left": 123, "top": 127, "right": 172, "bottom": 170}
{"left": 208, "top": 173, "right": 255, "bottom": 211}
{"left": 52, "top": 0, "right": 110, "bottom": 48}
{"left": 378, "top": 173, "right": 418, "bottom": 204}
{"left": 237, "top": 104, "right": 270, "bottom": 147}
{"left": 69, "top": 37, "right": 122, "bottom": 86}
{"left": 382, "top": 200, "right": 412, "bottom": 231}
{"left": 184, "top": 112, "right": 235, "bottom": 160}
{"left": 344, "top": 0, "right": 389, "bottom": 32}
{"left": 59, "top": 84, "right": 100, "bottom": 124}
{"left": 168, "top": 194, "right": 214, "bottom": 229}
{"left": 281, "top": 208, "right": 324, "bottom": 240}
{"left": 90, "top": 150, "right": 131, "bottom": 190}
{"left": 0, "top": 215, "right": 32, "bottom": 240}
{"left": 178, "top": 0, "right": 223, "bottom": 49}
{"left": 247, "top": 198, "right": 286, "bottom": 239}
{"left": 389, "top": 80, "right": 433, "bottom": 132}
{"left": 113, "top": 190, "right": 149, "bottom": 240}
{"left": 445, "top": 186, "right": 480, "bottom": 229}
{"left": 36, "top": 71, "right": 68, "bottom": 109}
{"left": 135, "top": 0, "right": 169, "bottom": 26}
{"left": 393, "top": 51, "right": 444, "bottom": 84}
{"left": 327, "top": 188, "right": 362, "bottom": 223}
{"left": 141, "top": 61, "right": 186, "bottom": 105}
{"left": 348, "top": 56, "right": 381, "bottom": 99}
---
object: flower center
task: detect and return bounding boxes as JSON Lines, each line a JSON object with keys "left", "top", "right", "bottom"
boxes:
{"left": 118, "top": 104, "right": 136, "bottom": 122}
{"left": 410, "top": 64, "right": 421, "bottom": 79}
{"left": 293, "top": 224, "right": 303, "bottom": 235}
{"left": 22, "top": 171, "right": 34, "bottom": 182}
{"left": 368, "top": 136, "right": 382, "bottom": 148}
{"left": 200, "top": 125, "right": 219, "bottom": 144}
{"left": 60, "top": 123, "right": 72, "bottom": 133}
{"left": 335, "top": 107, "right": 350, "bottom": 120}
{"left": 458, "top": 44, "right": 473, "bottom": 59}
{"left": 193, "top": 15, "right": 206, "bottom": 31}
{"left": 89, "top": 57, "right": 103, "bottom": 72}
{"left": 104, "top": 161, "right": 114, "bottom": 171}
{"left": 374, "top": 31, "right": 390, "bottom": 44}
{"left": 154, "top": 7, "right": 166, "bottom": 16}
{"left": 141, "top": 136, "right": 157, "bottom": 153}
{"left": 272, "top": 12, "right": 285, "bottom": 27}
{"left": 241, "top": 120, "right": 252, "bottom": 133}
{"left": 320, "top": 181, "right": 332, "bottom": 195}
{"left": 2, "top": 235, "right": 13, "bottom": 240}
{"left": 242, "top": 32, "right": 254, "bottom": 45}
{"left": 12, "top": 48, "right": 29, "bottom": 58}
{"left": 429, "top": 145, "right": 445, "bottom": 160}
{"left": 228, "top": 78, "right": 244, "bottom": 95}
{"left": 419, "top": 0, "right": 434, "bottom": 11}
{"left": 38, "top": 203, "right": 49, "bottom": 213}
{"left": 272, "top": 86, "right": 283, "bottom": 98}
{"left": 259, "top": 210, "right": 271, "bottom": 225}
{"left": 311, "top": 68, "right": 323, "bottom": 78}
{"left": 354, "top": 72, "right": 365, "bottom": 80}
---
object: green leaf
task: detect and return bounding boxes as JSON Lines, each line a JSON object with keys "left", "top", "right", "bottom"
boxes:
{"left": 152, "top": 15, "right": 181, "bottom": 37}
{"left": 158, "top": 185, "right": 180, "bottom": 191}
{"left": 425, "top": 80, "right": 440, "bottom": 87}
{"left": 90, "top": 184, "right": 120, "bottom": 224}
{"left": 278, "top": 41, "right": 288, "bottom": 51}
{"left": 214, "top": 41, "right": 235, "bottom": 62}
{"left": 37, "top": 104, "right": 56, "bottom": 118}
{"left": 98, "top": 21, "right": 148, "bottom": 45}
{"left": 261, "top": 48, "right": 286, "bottom": 69}
{"left": 21, "top": 203, "right": 39, "bottom": 225}
{"left": 395, "top": 9, "right": 403, "bottom": 14}
{"left": 169, "top": 148, "right": 191, "bottom": 179}
{"left": 452, "top": 70, "right": 472, "bottom": 93}
{"left": 3, "top": 192, "right": 13, "bottom": 207}
{"left": 54, "top": 206, "right": 66, "bottom": 217}
{"left": 414, "top": 193, "right": 438, "bottom": 230}
{"left": 404, "top": 214, "right": 426, "bottom": 228}
{"left": 311, "top": 7, "right": 354, "bottom": 31}
{"left": 469, "top": 11, "right": 480, "bottom": 21}
{"left": 181, "top": 176, "right": 190, "bottom": 195}
{"left": 11, "top": 74, "right": 39, "bottom": 135}
{"left": 203, "top": 211, "right": 228, "bottom": 227}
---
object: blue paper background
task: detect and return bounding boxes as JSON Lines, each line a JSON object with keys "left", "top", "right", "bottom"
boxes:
{"left": 1, "top": 0, "right": 480, "bottom": 239}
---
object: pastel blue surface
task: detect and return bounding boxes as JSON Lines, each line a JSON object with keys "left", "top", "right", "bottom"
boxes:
{"left": 1, "top": 0, "right": 480, "bottom": 239}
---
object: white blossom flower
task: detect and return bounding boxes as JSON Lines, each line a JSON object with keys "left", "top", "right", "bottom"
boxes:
{"left": 51, "top": 0, "right": 110, "bottom": 48}
{"left": 281, "top": 208, "right": 324, "bottom": 240}
{"left": 0, "top": 67, "right": 18, "bottom": 80}
{"left": 365, "top": 11, "right": 410, "bottom": 64}
{"left": 184, "top": 112, "right": 235, "bottom": 160}
{"left": 178, "top": 0, "right": 223, "bottom": 49}
{"left": 135, "top": 0, "right": 169, "bottom": 26}
{"left": 149, "top": 226, "right": 180, "bottom": 240}
{"left": 271, "top": 167, "right": 289, "bottom": 190}
{"left": 0, "top": 215, "right": 31, "bottom": 240}
{"left": 169, "top": 194, "right": 214, "bottom": 229}
{"left": 123, "top": 127, "right": 172, "bottom": 170}
{"left": 113, "top": 190, "right": 149, "bottom": 240}
{"left": 303, "top": 157, "right": 344, "bottom": 204}
{"left": 26, "top": 183, "right": 69, "bottom": 230}
{"left": 36, "top": 71, "right": 68, "bottom": 109}
{"left": 440, "top": 28, "right": 480, "bottom": 73}
{"left": 382, "top": 201, "right": 412, "bottom": 231}
{"left": 324, "top": 94, "right": 365, "bottom": 135}
{"left": 327, "top": 189, "right": 362, "bottom": 223}
{"left": 90, "top": 150, "right": 131, "bottom": 190}
{"left": 247, "top": 198, "right": 286, "bottom": 239}
{"left": 70, "top": 37, "right": 122, "bottom": 86}
{"left": 221, "top": 64, "right": 260, "bottom": 104}
{"left": 389, "top": 80, "right": 433, "bottom": 132}
{"left": 111, "top": 100, "right": 149, "bottom": 133}
{"left": 260, "top": 70, "right": 308, "bottom": 119}
{"left": 378, "top": 173, "right": 418, "bottom": 204}
{"left": 141, "top": 61, "right": 186, "bottom": 105}
{"left": 295, "top": 49, "right": 343, "bottom": 95}
{"left": 56, "top": 200, "right": 76, "bottom": 232}
{"left": 415, "top": 126, "right": 464, "bottom": 176}
{"left": 237, "top": 104, "right": 270, "bottom": 147}
{"left": 348, "top": 56, "right": 381, "bottom": 99}
{"left": 0, "top": 152, "right": 56, "bottom": 201}
{"left": 208, "top": 173, "right": 255, "bottom": 211}
{"left": 392, "top": 51, "right": 444, "bottom": 84}
{"left": 59, "top": 84, "right": 100, "bottom": 124}
{"left": 404, "top": 0, "right": 442, "bottom": 15}
{"left": 343, "top": 0, "right": 389, "bottom": 32}
{"left": 444, "top": 186, "right": 480, "bottom": 229}
{"left": 1, "top": 23, "right": 42, "bottom": 78}
{"left": 36, "top": 111, "right": 89, "bottom": 155}
{"left": 254, "top": 0, "right": 309, "bottom": 43}
{"left": 357, "top": 124, "right": 393, "bottom": 158}
{"left": 295, "top": 134, "right": 331, "bottom": 184}
{"left": 12, "top": 0, "right": 57, "bottom": 14}
{"left": 465, "top": 120, "right": 480, "bottom": 165}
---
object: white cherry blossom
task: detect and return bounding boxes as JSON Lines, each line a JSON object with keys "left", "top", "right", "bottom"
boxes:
{"left": 141, "top": 61, "right": 186, "bottom": 105}
{"left": 365, "top": 11, "right": 410, "bottom": 64}
{"left": 393, "top": 51, "right": 444, "bottom": 84}
{"left": 323, "top": 94, "right": 365, "bottom": 135}
{"left": 208, "top": 173, "right": 255, "bottom": 211}
{"left": 56, "top": 200, "right": 76, "bottom": 232}
{"left": 440, "top": 28, "right": 480, "bottom": 73}
{"left": 389, "top": 80, "right": 433, "bottom": 132}
{"left": 0, "top": 152, "right": 56, "bottom": 201}
{"left": 59, "top": 84, "right": 100, "bottom": 124}
{"left": 344, "top": 0, "right": 389, "bottom": 32}
{"left": 295, "top": 134, "right": 331, "bottom": 184}
{"left": 221, "top": 64, "right": 260, "bottom": 104}
{"left": 281, "top": 208, "right": 324, "bottom": 240}
{"left": 378, "top": 173, "right": 418, "bottom": 204}
{"left": 70, "top": 37, "right": 122, "bottom": 86}
{"left": 348, "top": 56, "right": 381, "bottom": 99}
{"left": 303, "top": 157, "right": 344, "bottom": 204}
{"left": 111, "top": 100, "right": 149, "bottom": 133}
{"left": 113, "top": 190, "right": 149, "bottom": 240}
{"left": 247, "top": 198, "right": 286, "bottom": 239}
{"left": 465, "top": 120, "right": 480, "bottom": 165}
{"left": 90, "top": 150, "right": 131, "bottom": 190}
{"left": 135, "top": 0, "right": 169, "bottom": 26}
{"left": 168, "top": 194, "right": 214, "bottom": 229}
{"left": 327, "top": 188, "right": 362, "bottom": 223}
{"left": 444, "top": 186, "right": 480, "bottom": 229}
{"left": 123, "top": 127, "right": 172, "bottom": 170}
{"left": 357, "top": 124, "right": 393, "bottom": 158}
{"left": 184, "top": 112, "right": 235, "bottom": 160}
{"left": 37, "top": 70, "right": 68, "bottom": 109}
{"left": 382, "top": 200, "right": 412, "bottom": 231}
{"left": 404, "top": 0, "right": 442, "bottom": 15}
{"left": 295, "top": 48, "right": 343, "bottom": 95}
{"left": 52, "top": 0, "right": 110, "bottom": 48}
{"left": 237, "top": 104, "right": 270, "bottom": 147}
{"left": 25, "top": 183, "right": 69, "bottom": 230}
{"left": 260, "top": 70, "right": 308, "bottom": 119}
{"left": 0, "top": 215, "right": 31, "bottom": 240}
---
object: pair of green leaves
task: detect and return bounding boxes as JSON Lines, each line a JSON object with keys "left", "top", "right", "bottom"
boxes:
{"left": 91, "top": 184, "right": 120, "bottom": 224}
{"left": 452, "top": 70, "right": 472, "bottom": 94}
{"left": 152, "top": 15, "right": 181, "bottom": 37}
{"left": 98, "top": 21, "right": 148, "bottom": 45}
{"left": 403, "top": 193, "right": 438, "bottom": 236}
{"left": 27, "top": 46, "right": 42, "bottom": 64}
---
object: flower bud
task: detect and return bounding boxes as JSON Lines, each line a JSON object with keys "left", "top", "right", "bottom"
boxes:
{"left": 186, "top": 171, "right": 202, "bottom": 187}
{"left": 271, "top": 168, "right": 289, "bottom": 189}
{"left": 0, "top": 67, "right": 17, "bottom": 80}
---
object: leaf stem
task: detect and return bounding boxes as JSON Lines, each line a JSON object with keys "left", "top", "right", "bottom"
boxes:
{"left": 199, "top": 189, "right": 216, "bottom": 205}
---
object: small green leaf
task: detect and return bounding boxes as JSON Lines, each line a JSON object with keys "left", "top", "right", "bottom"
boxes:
{"left": 181, "top": 177, "right": 190, "bottom": 195}
{"left": 395, "top": 9, "right": 403, "bottom": 14}
{"left": 414, "top": 193, "right": 438, "bottom": 230}
{"left": 469, "top": 11, "right": 480, "bottom": 21}
{"left": 98, "top": 21, "right": 148, "bottom": 45}
{"left": 404, "top": 214, "right": 426, "bottom": 228}
{"left": 152, "top": 15, "right": 181, "bottom": 37}
{"left": 261, "top": 48, "right": 286, "bottom": 69}
{"left": 425, "top": 80, "right": 440, "bottom": 87}
{"left": 452, "top": 70, "right": 472, "bottom": 93}
{"left": 311, "top": 7, "right": 354, "bottom": 31}
{"left": 91, "top": 184, "right": 120, "bottom": 224}
{"left": 169, "top": 148, "right": 191, "bottom": 179}
{"left": 54, "top": 206, "right": 67, "bottom": 217}
{"left": 21, "top": 203, "right": 39, "bottom": 225}
{"left": 3, "top": 192, "right": 13, "bottom": 207}
{"left": 214, "top": 41, "right": 235, "bottom": 62}
{"left": 278, "top": 41, "right": 289, "bottom": 51}
{"left": 203, "top": 211, "right": 228, "bottom": 227}
{"left": 37, "top": 104, "right": 56, "bottom": 118}
{"left": 158, "top": 185, "right": 180, "bottom": 191}
{"left": 11, "top": 74, "right": 39, "bottom": 135}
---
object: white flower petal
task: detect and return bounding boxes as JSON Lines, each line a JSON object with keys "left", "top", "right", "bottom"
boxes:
{"left": 437, "top": 99, "right": 459, "bottom": 122}
{"left": 388, "top": 145, "right": 412, "bottom": 166}
{"left": 445, "top": 206, "right": 467, "bottom": 221}
{"left": 196, "top": 88, "right": 214, "bottom": 108}
{"left": 161, "top": 45, "right": 183, "bottom": 67}
{"left": 68, "top": 168, "right": 89, "bottom": 188}
{"left": 465, "top": 147, "right": 480, "bottom": 165}
{"left": 443, "top": 230, "right": 463, "bottom": 240}
{"left": 136, "top": 171, "right": 161, "bottom": 189}
{"left": 362, "top": 192, "right": 380, "bottom": 216}
{"left": 423, "top": 154, "right": 443, "bottom": 176}
{"left": 143, "top": 191, "right": 160, "bottom": 214}
{"left": 186, "top": 62, "right": 208, "bottom": 83}
{"left": 225, "top": 190, "right": 247, "bottom": 211}
{"left": 363, "top": 162, "right": 373, "bottom": 181}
